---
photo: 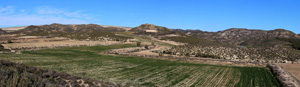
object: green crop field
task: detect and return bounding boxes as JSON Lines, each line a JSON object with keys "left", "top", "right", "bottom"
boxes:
{"left": 0, "top": 44, "right": 281, "bottom": 87}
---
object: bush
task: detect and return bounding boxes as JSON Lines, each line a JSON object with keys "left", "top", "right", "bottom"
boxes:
{"left": 151, "top": 42, "right": 155, "bottom": 46}
{"left": 7, "top": 40, "right": 13, "bottom": 43}
{"left": 136, "top": 42, "right": 141, "bottom": 46}
{"left": 0, "top": 44, "right": 4, "bottom": 50}
{"left": 144, "top": 45, "right": 149, "bottom": 49}
{"left": 159, "top": 52, "right": 164, "bottom": 56}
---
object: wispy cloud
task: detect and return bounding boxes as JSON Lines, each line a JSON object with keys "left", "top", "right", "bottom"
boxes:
{"left": 0, "top": 6, "right": 93, "bottom": 26}
{"left": 0, "top": 6, "right": 15, "bottom": 15}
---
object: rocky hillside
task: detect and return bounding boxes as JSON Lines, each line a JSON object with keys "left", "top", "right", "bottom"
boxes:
{"left": 0, "top": 60, "right": 127, "bottom": 87}
{"left": 174, "top": 28, "right": 300, "bottom": 47}
{"left": 167, "top": 28, "right": 300, "bottom": 63}
{"left": 13, "top": 23, "right": 131, "bottom": 41}
{"left": 0, "top": 29, "right": 7, "bottom": 34}
{"left": 163, "top": 45, "right": 300, "bottom": 63}
{"left": 130, "top": 24, "right": 172, "bottom": 35}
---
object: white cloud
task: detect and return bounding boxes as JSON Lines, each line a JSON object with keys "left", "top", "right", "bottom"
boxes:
{"left": 36, "top": 7, "right": 92, "bottom": 19}
{"left": 0, "top": 6, "right": 15, "bottom": 15}
{"left": 0, "top": 6, "right": 93, "bottom": 26}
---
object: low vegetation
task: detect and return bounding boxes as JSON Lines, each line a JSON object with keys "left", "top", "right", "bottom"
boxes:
{"left": 0, "top": 60, "right": 122, "bottom": 87}
{"left": 277, "top": 38, "right": 300, "bottom": 50}
{"left": 0, "top": 44, "right": 280, "bottom": 86}
{"left": 164, "top": 44, "right": 300, "bottom": 62}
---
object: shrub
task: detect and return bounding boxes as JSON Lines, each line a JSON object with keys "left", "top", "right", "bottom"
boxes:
{"left": 151, "top": 42, "right": 155, "bottom": 46}
{"left": 7, "top": 40, "right": 13, "bottom": 43}
{"left": 0, "top": 44, "right": 4, "bottom": 50}
{"left": 144, "top": 45, "right": 149, "bottom": 49}
{"left": 136, "top": 42, "right": 141, "bottom": 46}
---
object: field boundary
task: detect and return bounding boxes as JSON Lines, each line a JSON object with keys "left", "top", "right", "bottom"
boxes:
{"left": 106, "top": 47, "right": 266, "bottom": 67}
{"left": 268, "top": 64, "right": 300, "bottom": 87}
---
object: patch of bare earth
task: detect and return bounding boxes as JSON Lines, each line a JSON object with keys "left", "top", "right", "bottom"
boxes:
{"left": 278, "top": 63, "right": 300, "bottom": 81}
{"left": 2, "top": 40, "right": 123, "bottom": 50}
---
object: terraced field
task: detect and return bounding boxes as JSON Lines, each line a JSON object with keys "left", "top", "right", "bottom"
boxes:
{"left": 0, "top": 44, "right": 281, "bottom": 86}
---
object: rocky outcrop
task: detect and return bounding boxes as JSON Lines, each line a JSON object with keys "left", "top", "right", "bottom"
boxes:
{"left": 268, "top": 64, "right": 300, "bottom": 87}
{"left": 0, "top": 60, "right": 128, "bottom": 87}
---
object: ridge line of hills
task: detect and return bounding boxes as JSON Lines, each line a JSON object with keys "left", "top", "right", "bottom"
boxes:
{"left": 1, "top": 23, "right": 300, "bottom": 63}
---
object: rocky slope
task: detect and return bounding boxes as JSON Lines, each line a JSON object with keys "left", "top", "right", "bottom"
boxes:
{"left": 167, "top": 28, "right": 300, "bottom": 63}
{"left": 163, "top": 45, "right": 300, "bottom": 63}
{"left": 13, "top": 23, "right": 131, "bottom": 41}
{"left": 0, "top": 60, "right": 127, "bottom": 87}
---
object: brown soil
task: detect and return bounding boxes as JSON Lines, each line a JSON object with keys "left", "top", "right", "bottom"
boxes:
{"left": 2, "top": 40, "right": 122, "bottom": 50}
{"left": 277, "top": 63, "right": 300, "bottom": 81}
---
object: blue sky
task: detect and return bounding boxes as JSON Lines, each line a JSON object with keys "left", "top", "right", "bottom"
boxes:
{"left": 0, "top": 0, "right": 299, "bottom": 34}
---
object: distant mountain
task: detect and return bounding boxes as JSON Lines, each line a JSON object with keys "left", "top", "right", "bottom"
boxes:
{"left": 13, "top": 23, "right": 131, "bottom": 41}
{"left": 174, "top": 28, "right": 300, "bottom": 47}
{"left": 130, "top": 24, "right": 172, "bottom": 35}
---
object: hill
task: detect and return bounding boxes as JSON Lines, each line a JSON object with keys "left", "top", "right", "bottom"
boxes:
{"left": 13, "top": 23, "right": 131, "bottom": 41}
{"left": 130, "top": 24, "right": 172, "bottom": 35}
{"left": 174, "top": 28, "right": 300, "bottom": 48}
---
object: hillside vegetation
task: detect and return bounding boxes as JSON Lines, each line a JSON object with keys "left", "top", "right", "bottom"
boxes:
{"left": 165, "top": 28, "right": 300, "bottom": 63}
{"left": 277, "top": 38, "right": 300, "bottom": 50}
{"left": 0, "top": 60, "right": 123, "bottom": 87}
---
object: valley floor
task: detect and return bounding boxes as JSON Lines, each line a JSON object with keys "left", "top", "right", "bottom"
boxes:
{"left": 0, "top": 44, "right": 281, "bottom": 87}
